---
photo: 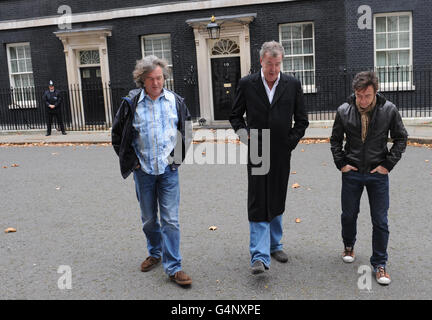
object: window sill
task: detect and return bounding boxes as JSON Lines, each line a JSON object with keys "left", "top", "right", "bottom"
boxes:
{"left": 379, "top": 84, "right": 415, "bottom": 92}
{"left": 8, "top": 102, "right": 37, "bottom": 110}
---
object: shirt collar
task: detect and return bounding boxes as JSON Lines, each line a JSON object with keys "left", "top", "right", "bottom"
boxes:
{"left": 260, "top": 69, "right": 280, "bottom": 89}
{"left": 139, "top": 88, "right": 166, "bottom": 103}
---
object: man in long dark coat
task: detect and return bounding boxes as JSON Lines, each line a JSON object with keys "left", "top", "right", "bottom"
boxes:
{"left": 230, "top": 41, "right": 309, "bottom": 274}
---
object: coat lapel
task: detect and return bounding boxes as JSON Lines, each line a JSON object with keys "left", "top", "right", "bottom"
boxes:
{"left": 270, "top": 73, "right": 287, "bottom": 108}
{"left": 252, "top": 73, "right": 271, "bottom": 108}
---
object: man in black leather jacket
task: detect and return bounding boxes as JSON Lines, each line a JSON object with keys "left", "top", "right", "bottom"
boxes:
{"left": 330, "top": 71, "right": 407, "bottom": 285}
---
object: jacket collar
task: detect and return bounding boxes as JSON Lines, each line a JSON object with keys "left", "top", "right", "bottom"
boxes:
{"left": 252, "top": 71, "right": 287, "bottom": 108}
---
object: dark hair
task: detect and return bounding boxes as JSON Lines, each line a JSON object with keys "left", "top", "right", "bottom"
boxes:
{"left": 352, "top": 71, "right": 379, "bottom": 92}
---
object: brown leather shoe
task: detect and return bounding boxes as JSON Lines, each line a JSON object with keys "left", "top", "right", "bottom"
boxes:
{"left": 169, "top": 271, "right": 192, "bottom": 286}
{"left": 140, "top": 256, "right": 161, "bottom": 272}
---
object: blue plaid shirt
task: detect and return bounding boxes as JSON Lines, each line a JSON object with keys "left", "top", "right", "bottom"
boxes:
{"left": 132, "top": 88, "right": 178, "bottom": 175}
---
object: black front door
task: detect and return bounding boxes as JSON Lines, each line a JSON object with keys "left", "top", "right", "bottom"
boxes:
{"left": 80, "top": 67, "right": 105, "bottom": 125}
{"left": 211, "top": 57, "right": 241, "bottom": 120}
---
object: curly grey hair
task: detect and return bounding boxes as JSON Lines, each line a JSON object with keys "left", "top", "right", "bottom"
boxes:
{"left": 259, "top": 41, "right": 285, "bottom": 59}
{"left": 132, "top": 55, "right": 170, "bottom": 88}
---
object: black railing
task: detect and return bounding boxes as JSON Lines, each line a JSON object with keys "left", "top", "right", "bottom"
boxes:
{"left": 0, "top": 69, "right": 431, "bottom": 131}
{"left": 287, "top": 66, "right": 432, "bottom": 120}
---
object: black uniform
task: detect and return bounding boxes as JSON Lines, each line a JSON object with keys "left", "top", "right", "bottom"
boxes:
{"left": 43, "top": 89, "right": 65, "bottom": 135}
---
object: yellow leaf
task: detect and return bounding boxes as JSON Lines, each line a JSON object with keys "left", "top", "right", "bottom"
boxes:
{"left": 209, "top": 226, "right": 218, "bottom": 231}
{"left": 5, "top": 227, "right": 17, "bottom": 233}
{"left": 292, "top": 183, "right": 300, "bottom": 189}
{"left": 295, "top": 218, "right": 301, "bottom": 223}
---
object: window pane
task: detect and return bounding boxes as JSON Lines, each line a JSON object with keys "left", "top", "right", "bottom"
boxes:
{"left": 304, "top": 71, "right": 314, "bottom": 85}
{"left": 376, "top": 17, "right": 386, "bottom": 32}
{"left": 11, "top": 60, "right": 18, "bottom": 73}
{"left": 283, "top": 57, "right": 292, "bottom": 71}
{"left": 399, "top": 15, "right": 410, "bottom": 31}
{"left": 399, "top": 32, "right": 409, "bottom": 48}
{"left": 153, "top": 40, "right": 162, "bottom": 51}
{"left": 18, "top": 60, "right": 26, "bottom": 73}
{"left": 153, "top": 50, "right": 162, "bottom": 58}
{"left": 24, "top": 59, "right": 32, "bottom": 72}
{"left": 144, "top": 40, "right": 153, "bottom": 50}
{"left": 388, "top": 51, "right": 398, "bottom": 65}
{"left": 376, "top": 34, "right": 387, "bottom": 49}
{"left": 303, "top": 39, "right": 313, "bottom": 54}
{"left": 280, "top": 25, "right": 291, "bottom": 40}
{"left": 303, "top": 24, "right": 312, "bottom": 38}
{"left": 388, "top": 16, "right": 398, "bottom": 32}
{"left": 292, "top": 40, "right": 302, "bottom": 54}
{"left": 377, "top": 52, "right": 387, "bottom": 67}
{"left": 17, "top": 46, "right": 25, "bottom": 59}
{"left": 388, "top": 33, "right": 398, "bottom": 48}
{"left": 164, "top": 51, "right": 172, "bottom": 63}
{"left": 22, "top": 75, "right": 30, "bottom": 87}
{"left": 304, "top": 56, "right": 314, "bottom": 70}
{"left": 281, "top": 40, "right": 291, "bottom": 55}
{"left": 24, "top": 46, "right": 31, "bottom": 58}
{"left": 293, "top": 57, "right": 303, "bottom": 71}
{"left": 13, "top": 75, "right": 22, "bottom": 87}
{"left": 291, "top": 25, "right": 302, "bottom": 39}
{"left": 9, "top": 47, "right": 17, "bottom": 59}
{"left": 399, "top": 50, "right": 410, "bottom": 65}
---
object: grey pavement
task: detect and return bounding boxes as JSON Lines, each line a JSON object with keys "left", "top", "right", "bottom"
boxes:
{"left": 0, "top": 118, "right": 432, "bottom": 145}
{"left": 0, "top": 140, "right": 431, "bottom": 300}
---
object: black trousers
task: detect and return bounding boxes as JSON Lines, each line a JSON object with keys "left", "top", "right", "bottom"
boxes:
{"left": 47, "top": 111, "right": 65, "bottom": 134}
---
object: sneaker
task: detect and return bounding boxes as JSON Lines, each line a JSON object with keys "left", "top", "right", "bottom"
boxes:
{"left": 271, "top": 250, "right": 289, "bottom": 263}
{"left": 140, "top": 256, "right": 161, "bottom": 272}
{"left": 251, "top": 260, "right": 266, "bottom": 275}
{"left": 342, "top": 247, "right": 355, "bottom": 263}
{"left": 170, "top": 271, "right": 192, "bottom": 286}
{"left": 375, "top": 266, "right": 391, "bottom": 285}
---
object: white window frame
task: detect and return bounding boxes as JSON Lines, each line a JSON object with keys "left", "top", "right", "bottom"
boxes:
{"left": 374, "top": 12, "right": 414, "bottom": 92}
{"left": 6, "top": 42, "right": 37, "bottom": 109}
{"left": 141, "top": 34, "right": 174, "bottom": 90}
{"left": 279, "top": 21, "right": 316, "bottom": 93}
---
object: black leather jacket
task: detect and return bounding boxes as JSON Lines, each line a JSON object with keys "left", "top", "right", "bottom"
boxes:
{"left": 330, "top": 93, "right": 408, "bottom": 173}
{"left": 112, "top": 88, "right": 192, "bottom": 179}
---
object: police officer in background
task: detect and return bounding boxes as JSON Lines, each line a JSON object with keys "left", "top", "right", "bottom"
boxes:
{"left": 43, "top": 80, "right": 66, "bottom": 136}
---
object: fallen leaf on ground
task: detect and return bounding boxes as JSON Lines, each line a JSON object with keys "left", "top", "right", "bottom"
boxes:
{"left": 209, "top": 226, "right": 218, "bottom": 231}
{"left": 56, "top": 187, "right": 61, "bottom": 190}
{"left": 291, "top": 171, "right": 297, "bottom": 174}
{"left": 292, "top": 183, "right": 301, "bottom": 188}
{"left": 4, "top": 227, "right": 17, "bottom": 233}
{"left": 2, "top": 166, "right": 7, "bottom": 169}
{"left": 301, "top": 149, "right": 305, "bottom": 152}
{"left": 426, "top": 160, "right": 430, "bottom": 163}
{"left": 11, "top": 164, "right": 19, "bottom": 167}
{"left": 295, "top": 218, "right": 301, "bottom": 223}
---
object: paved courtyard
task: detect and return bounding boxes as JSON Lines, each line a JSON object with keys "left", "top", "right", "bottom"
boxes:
{"left": 0, "top": 142, "right": 431, "bottom": 300}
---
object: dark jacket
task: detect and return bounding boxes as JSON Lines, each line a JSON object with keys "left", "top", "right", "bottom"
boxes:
{"left": 112, "top": 88, "right": 192, "bottom": 179}
{"left": 42, "top": 89, "right": 62, "bottom": 113}
{"left": 330, "top": 93, "right": 408, "bottom": 173}
{"left": 230, "top": 72, "right": 309, "bottom": 222}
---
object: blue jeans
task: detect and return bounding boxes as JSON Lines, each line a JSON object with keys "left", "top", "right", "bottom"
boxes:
{"left": 133, "top": 165, "right": 181, "bottom": 276}
{"left": 249, "top": 214, "right": 284, "bottom": 268}
{"left": 341, "top": 171, "right": 390, "bottom": 268}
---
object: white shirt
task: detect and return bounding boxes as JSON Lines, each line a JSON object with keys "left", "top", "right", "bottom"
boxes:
{"left": 261, "top": 69, "right": 280, "bottom": 104}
